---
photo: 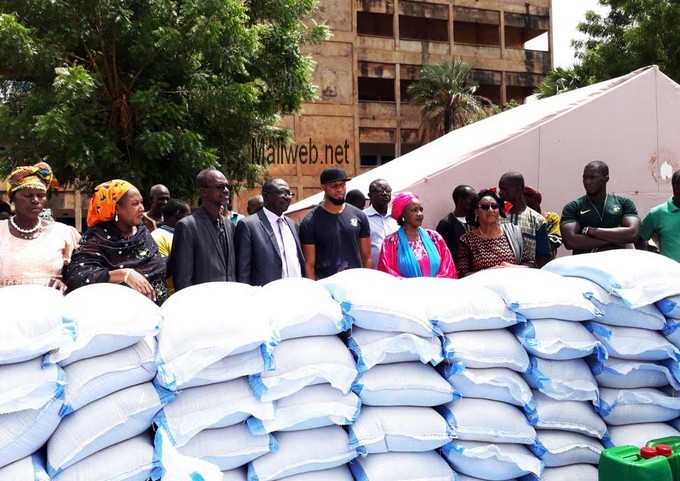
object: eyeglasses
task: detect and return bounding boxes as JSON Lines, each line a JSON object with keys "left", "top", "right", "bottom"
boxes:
{"left": 266, "top": 189, "right": 295, "bottom": 198}
{"left": 370, "top": 188, "right": 392, "bottom": 195}
{"left": 206, "top": 183, "right": 231, "bottom": 191}
{"left": 478, "top": 203, "right": 499, "bottom": 211}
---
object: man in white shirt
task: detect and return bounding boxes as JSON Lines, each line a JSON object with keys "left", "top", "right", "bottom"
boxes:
{"left": 364, "top": 179, "right": 399, "bottom": 267}
{"left": 235, "top": 178, "right": 304, "bottom": 285}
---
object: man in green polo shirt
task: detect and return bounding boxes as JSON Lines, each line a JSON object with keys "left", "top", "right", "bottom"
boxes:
{"left": 639, "top": 170, "right": 680, "bottom": 262}
{"left": 561, "top": 161, "right": 640, "bottom": 255}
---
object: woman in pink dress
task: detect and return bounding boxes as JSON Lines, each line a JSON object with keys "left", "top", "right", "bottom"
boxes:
{"left": 378, "top": 192, "right": 457, "bottom": 279}
{"left": 0, "top": 162, "right": 80, "bottom": 290}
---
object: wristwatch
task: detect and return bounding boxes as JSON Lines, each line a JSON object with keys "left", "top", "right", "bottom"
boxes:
{"left": 581, "top": 226, "right": 590, "bottom": 236}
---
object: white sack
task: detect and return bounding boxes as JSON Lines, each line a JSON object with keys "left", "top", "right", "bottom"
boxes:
{"left": 438, "top": 398, "right": 536, "bottom": 445}
{"left": 246, "top": 426, "right": 357, "bottom": 481}
{"left": 348, "top": 406, "right": 453, "bottom": 454}
{"left": 402, "top": 277, "right": 523, "bottom": 332}
{"left": 444, "top": 329, "right": 530, "bottom": 372}
{"left": 183, "top": 347, "right": 273, "bottom": 389}
{"left": 45, "top": 283, "right": 160, "bottom": 366}
{"left": 441, "top": 441, "right": 543, "bottom": 481}
{"left": 658, "top": 295, "right": 680, "bottom": 319}
{"left": 0, "top": 454, "right": 49, "bottom": 481}
{"left": 319, "top": 269, "right": 437, "bottom": 337}
{"left": 347, "top": 326, "right": 444, "bottom": 373}
{"left": 47, "top": 382, "right": 171, "bottom": 476}
{"left": 528, "top": 391, "right": 607, "bottom": 440}
{"left": 349, "top": 451, "right": 456, "bottom": 481}
{"left": 276, "top": 466, "right": 354, "bottom": 481}
{"left": 0, "top": 358, "right": 65, "bottom": 414}
{"left": 154, "top": 377, "right": 275, "bottom": 447}
{"left": 247, "top": 384, "right": 360, "bottom": 434}
{"left": 176, "top": 424, "right": 276, "bottom": 471}
{"left": 543, "top": 250, "right": 680, "bottom": 308}
{"left": 0, "top": 285, "right": 73, "bottom": 364}
{"left": 0, "top": 394, "right": 62, "bottom": 468}
{"left": 440, "top": 364, "right": 535, "bottom": 413}
{"left": 586, "top": 321, "right": 680, "bottom": 361}
{"left": 156, "top": 282, "right": 274, "bottom": 390}
{"left": 521, "top": 464, "right": 598, "bottom": 481}
{"left": 587, "top": 357, "right": 680, "bottom": 389}
{"left": 529, "top": 430, "right": 603, "bottom": 467}
{"left": 460, "top": 268, "right": 599, "bottom": 321}
{"left": 354, "top": 362, "right": 457, "bottom": 407}
{"left": 255, "top": 277, "right": 350, "bottom": 340}
{"left": 513, "top": 319, "right": 606, "bottom": 361}
{"left": 596, "top": 387, "right": 680, "bottom": 425}
{"left": 607, "top": 423, "right": 680, "bottom": 447}
{"left": 60, "top": 336, "right": 156, "bottom": 415}
{"left": 523, "top": 357, "right": 599, "bottom": 402}
{"left": 51, "top": 432, "right": 161, "bottom": 481}
{"left": 249, "top": 336, "right": 358, "bottom": 402}
{"left": 564, "top": 277, "right": 666, "bottom": 329}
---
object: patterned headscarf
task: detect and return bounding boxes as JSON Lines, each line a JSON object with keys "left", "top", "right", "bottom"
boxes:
{"left": 7, "top": 162, "right": 60, "bottom": 197}
{"left": 391, "top": 192, "right": 420, "bottom": 220}
{"left": 86, "top": 179, "right": 135, "bottom": 227}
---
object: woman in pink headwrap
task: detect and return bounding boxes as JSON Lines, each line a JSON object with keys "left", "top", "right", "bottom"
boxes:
{"left": 377, "top": 192, "right": 457, "bottom": 278}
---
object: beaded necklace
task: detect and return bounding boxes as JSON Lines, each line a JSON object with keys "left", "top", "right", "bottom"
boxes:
{"left": 9, "top": 215, "right": 42, "bottom": 239}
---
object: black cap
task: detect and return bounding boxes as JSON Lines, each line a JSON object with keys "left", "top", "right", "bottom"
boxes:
{"left": 320, "top": 167, "right": 351, "bottom": 184}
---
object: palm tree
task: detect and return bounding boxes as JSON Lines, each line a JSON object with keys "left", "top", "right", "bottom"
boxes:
{"left": 535, "top": 66, "right": 591, "bottom": 98}
{"left": 407, "top": 58, "right": 486, "bottom": 143}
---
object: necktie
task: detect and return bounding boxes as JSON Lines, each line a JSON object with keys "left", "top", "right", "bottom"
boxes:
{"left": 277, "top": 218, "right": 299, "bottom": 278}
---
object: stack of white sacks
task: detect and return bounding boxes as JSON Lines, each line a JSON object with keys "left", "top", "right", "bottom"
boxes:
{"left": 321, "top": 270, "right": 458, "bottom": 481}
{"left": 46, "top": 283, "right": 166, "bottom": 481}
{"left": 0, "top": 283, "right": 166, "bottom": 481}
{"left": 6, "top": 249, "right": 680, "bottom": 481}
{"left": 544, "top": 250, "right": 680, "bottom": 451}
{"left": 154, "top": 278, "right": 359, "bottom": 481}
{"left": 0, "top": 286, "right": 69, "bottom": 480}
{"left": 460, "top": 268, "right": 607, "bottom": 481}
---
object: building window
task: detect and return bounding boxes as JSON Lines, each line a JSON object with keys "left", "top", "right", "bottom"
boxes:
{"left": 357, "top": 12, "right": 394, "bottom": 37}
{"left": 360, "top": 143, "right": 395, "bottom": 167}
{"left": 399, "top": 16, "right": 448, "bottom": 42}
{"left": 358, "top": 77, "right": 396, "bottom": 102}
{"left": 454, "top": 21, "right": 500, "bottom": 46}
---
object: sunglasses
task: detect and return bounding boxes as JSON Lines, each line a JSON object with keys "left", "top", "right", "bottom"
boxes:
{"left": 478, "top": 203, "right": 499, "bottom": 211}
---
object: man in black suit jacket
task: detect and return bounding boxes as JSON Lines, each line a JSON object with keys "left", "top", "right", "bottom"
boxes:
{"left": 169, "top": 168, "right": 236, "bottom": 291}
{"left": 235, "top": 178, "right": 305, "bottom": 286}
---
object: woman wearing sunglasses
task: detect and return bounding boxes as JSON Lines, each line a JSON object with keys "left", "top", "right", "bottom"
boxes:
{"left": 455, "top": 189, "right": 524, "bottom": 277}
{"left": 377, "top": 192, "right": 457, "bottom": 278}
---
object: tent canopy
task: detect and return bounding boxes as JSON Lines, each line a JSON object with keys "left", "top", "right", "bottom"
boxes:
{"left": 287, "top": 66, "right": 680, "bottom": 228}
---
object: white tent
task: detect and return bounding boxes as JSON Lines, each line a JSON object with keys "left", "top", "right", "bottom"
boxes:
{"left": 287, "top": 66, "right": 680, "bottom": 229}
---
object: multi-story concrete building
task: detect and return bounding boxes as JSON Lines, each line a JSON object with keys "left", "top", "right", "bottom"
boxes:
{"left": 1, "top": 0, "right": 551, "bottom": 227}
{"left": 261, "top": 0, "right": 552, "bottom": 200}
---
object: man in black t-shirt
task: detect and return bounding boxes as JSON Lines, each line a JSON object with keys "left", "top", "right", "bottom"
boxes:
{"left": 300, "top": 168, "right": 373, "bottom": 279}
{"left": 436, "top": 185, "right": 475, "bottom": 258}
{"left": 561, "top": 161, "right": 640, "bottom": 255}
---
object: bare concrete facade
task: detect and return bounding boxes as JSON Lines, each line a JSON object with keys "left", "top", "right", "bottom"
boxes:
{"left": 262, "top": 0, "right": 552, "bottom": 201}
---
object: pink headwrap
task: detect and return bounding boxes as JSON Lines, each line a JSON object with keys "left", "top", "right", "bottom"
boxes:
{"left": 391, "top": 192, "right": 420, "bottom": 220}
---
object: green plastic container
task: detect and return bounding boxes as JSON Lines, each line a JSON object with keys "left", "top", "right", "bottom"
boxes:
{"left": 599, "top": 445, "right": 673, "bottom": 481}
{"left": 647, "top": 436, "right": 680, "bottom": 481}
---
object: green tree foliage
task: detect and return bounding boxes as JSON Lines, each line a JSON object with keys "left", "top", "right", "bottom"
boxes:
{"left": 407, "top": 58, "right": 486, "bottom": 143}
{"left": 574, "top": 0, "right": 680, "bottom": 83}
{"left": 0, "top": 0, "right": 329, "bottom": 198}
{"left": 535, "top": 66, "right": 592, "bottom": 99}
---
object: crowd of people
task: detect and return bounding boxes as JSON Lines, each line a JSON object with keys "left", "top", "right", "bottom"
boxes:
{"left": 1, "top": 159, "right": 679, "bottom": 305}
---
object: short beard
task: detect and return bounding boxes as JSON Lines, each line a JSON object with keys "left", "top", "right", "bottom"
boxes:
{"left": 327, "top": 196, "right": 345, "bottom": 206}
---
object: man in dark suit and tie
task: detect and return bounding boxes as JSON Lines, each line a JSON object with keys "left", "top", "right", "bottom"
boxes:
{"left": 169, "top": 168, "right": 236, "bottom": 290}
{"left": 235, "top": 178, "right": 305, "bottom": 286}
